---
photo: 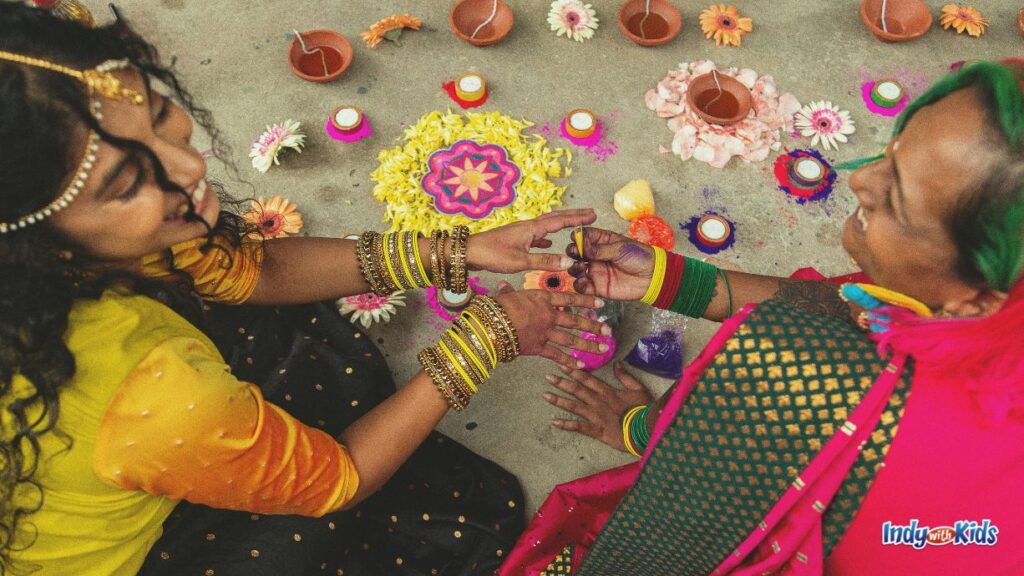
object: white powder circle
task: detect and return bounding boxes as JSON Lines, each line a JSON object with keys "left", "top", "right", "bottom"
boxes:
{"left": 875, "top": 81, "right": 903, "bottom": 101}
{"left": 699, "top": 218, "right": 727, "bottom": 240}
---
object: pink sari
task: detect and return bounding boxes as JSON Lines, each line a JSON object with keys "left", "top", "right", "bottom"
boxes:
{"left": 500, "top": 271, "right": 1024, "bottom": 575}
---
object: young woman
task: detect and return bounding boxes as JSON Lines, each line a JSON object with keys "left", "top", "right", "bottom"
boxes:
{"left": 503, "top": 60, "right": 1024, "bottom": 575}
{"left": 0, "top": 5, "right": 608, "bottom": 575}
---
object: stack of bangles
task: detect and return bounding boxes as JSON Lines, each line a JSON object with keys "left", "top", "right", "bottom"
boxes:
{"left": 417, "top": 296, "right": 521, "bottom": 411}
{"left": 622, "top": 404, "right": 651, "bottom": 457}
{"left": 355, "top": 225, "right": 470, "bottom": 295}
{"left": 639, "top": 247, "right": 733, "bottom": 318}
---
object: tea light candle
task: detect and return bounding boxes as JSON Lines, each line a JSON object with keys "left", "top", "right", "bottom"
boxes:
{"left": 870, "top": 80, "right": 905, "bottom": 109}
{"left": 331, "top": 105, "right": 364, "bottom": 133}
{"left": 790, "top": 156, "right": 826, "bottom": 187}
{"left": 696, "top": 214, "right": 731, "bottom": 248}
{"left": 565, "top": 108, "right": 597, "bottom": 139}
{"left": 438, "top": 288, "right": 474, "bottom": 310}
{"left": 455, "top": 73, "right": 487, "bottom": 103}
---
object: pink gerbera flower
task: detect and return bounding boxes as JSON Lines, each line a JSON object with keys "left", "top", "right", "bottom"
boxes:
{"left": 793, "top": 101, "right": 856, "bottom": 151}
{"left": 547, "top": 0, "right": 599, "bottom": 42}
{"left": 249, "top": 119, "right": 305, "bottom": 173}
{"left": 339, "top": 291, "right": 406, "bottom": 329}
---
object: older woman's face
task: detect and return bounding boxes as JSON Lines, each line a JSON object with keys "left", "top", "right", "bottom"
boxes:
{"left": 47, "top": 70, "right": 219, "bottom": 262}
{"left": 843, "top": 87, "right": 1004, "bottom": 315}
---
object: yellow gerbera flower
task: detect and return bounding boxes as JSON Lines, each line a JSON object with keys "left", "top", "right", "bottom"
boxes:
{"left": 699, "top": 4, "right": 753, "bottom": 47}
{"left": 362, "top": 14, "right": 422, "bottom": 48}
{"left": 939, "top": 4, "right": 989, "bottom": 37}
{"left": 243, "top": 196, "right": 303, "bottom": 239}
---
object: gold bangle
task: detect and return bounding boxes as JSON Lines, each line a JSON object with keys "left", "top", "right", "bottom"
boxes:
{"left": 476, "top": 296, "right": 521, "bottom": 360}
{"left": 357, "top": 232, "right": 386, "bottom": 295}
{"left": 409, "top": 232, "right": 431, "bottom": 288}
{"left": 450, "top": 225, "right": 469, "bottom": 293}
{"left": 383, "top": 233, "right": 407, "bottom": 291}
{"left": 419, "top": 348, "right": 469, "bottom": 411}
{"left": 372, "top": 232, "right": 399, "bottom": 294}
{"left": 456, "top": 315, "right": 497, "bottom": 370}
{"left": 397, "top": 232, "right": 421, "bottom": 289}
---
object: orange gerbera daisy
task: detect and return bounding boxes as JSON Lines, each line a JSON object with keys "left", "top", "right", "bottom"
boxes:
{"left": 699, "top": 5, "right": 753, "bottom": 47}
{"left": 362, "top": 14, "right": 422, "bottom": 48}
{"left": 243, "top": 196, "right": 303, "bottom": 239}
{"left": 524, "top": 270, "right": 576, "bottom": 293}
{"left": 940, "top": 4, "right": 989, "bottom": 37}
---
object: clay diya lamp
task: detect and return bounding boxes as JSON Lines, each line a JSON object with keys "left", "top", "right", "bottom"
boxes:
{"left": 331, "top": 105, "right": 363, "bottom": 132}
{"left": 617, "top": 0, "right": 682, "bottom": 47}
{"left": 789, "top": 156, "right": 828, "bottom": 188}
{"left": 696, "top": 214, "right": 732, "bottom": 249}
{"left": 287, "top": 29, "right": 353, "bottom": 83}
{"left": 859, "top": 0, "right": 933, "bottom": 43}
{"left": 455, "top": 73, "right": 487, "bottom": 104}
{"left": 449, "top": 0, "right": 514, "bottom": 47}
{"left": 869, "top": 79, "right": 905, "bottom": 110}
{"left": 565, "top": 108, "right": 597, "bottom": 139}
{"left": 1018, "top": 8, "right": 1024, "bottom": 38}
{"left": 686, "top": 72, "right": 752, "bottom": 126}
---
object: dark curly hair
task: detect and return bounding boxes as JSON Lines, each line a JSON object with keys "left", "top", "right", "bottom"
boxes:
{"left": 0, "top": 3, "right": 252, "bottom": 570}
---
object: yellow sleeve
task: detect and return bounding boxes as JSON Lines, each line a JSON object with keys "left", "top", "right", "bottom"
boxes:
{"left": 93, "top": 336, "right": 358, "bottom": 517}
{"left": 140, "top": 234, "right": 263, "bottom": 305}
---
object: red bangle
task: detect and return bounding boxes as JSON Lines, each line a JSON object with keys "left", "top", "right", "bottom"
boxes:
{"left": 654, "top": 252, "right": 684, "bottom": 309}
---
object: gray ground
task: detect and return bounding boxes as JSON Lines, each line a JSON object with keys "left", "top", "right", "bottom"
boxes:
{"left": 98, "top": 0, "right": 1022, "bottom": 513}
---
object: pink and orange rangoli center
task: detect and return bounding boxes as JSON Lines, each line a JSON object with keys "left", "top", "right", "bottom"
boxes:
{"left": 422, "top": 140, "right": 521, "bottom": 218}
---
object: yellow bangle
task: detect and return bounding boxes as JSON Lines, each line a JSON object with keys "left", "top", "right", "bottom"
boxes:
{"left": 438, "top": 339, "right": 478, "bottom": 393}
{"left": 397, "top": 233, "right": 419, "bottom": 288}
{"left": 412, "top": 232, "right": 432, "bottom": 287}
{"left": 622, "top": 405, "right": 645, "bottom": 457}
{"left": 640, "top": 247, "right": 667, "bottom": 305}
{"left": 462, "top": 312, "right": 497, "bottom": 367}
{"left": 450, "top": 331, "right": 490, "bottom": 381}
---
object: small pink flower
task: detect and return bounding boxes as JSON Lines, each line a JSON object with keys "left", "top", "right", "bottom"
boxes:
{"left": 339, "top": 291, "right": 406, "bottom": 328}
{"left": 547, "top": 0, "right": 599, "bottom": 42}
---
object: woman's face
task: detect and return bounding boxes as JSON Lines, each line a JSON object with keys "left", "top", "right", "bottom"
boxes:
{"left": 47, "top": 69, "right": 219, "bottom": 262}
{"left": 843, "top": 87, "right": 1005, "bottom": 315}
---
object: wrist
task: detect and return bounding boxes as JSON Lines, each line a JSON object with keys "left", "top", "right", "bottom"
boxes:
{"left": 639, "top": 247, "right": 668, "bottom": 305}
{"left": 465, "top": 234, "right": 484, "bottom": 272}
{"left": 621, "top": 404, "right": 651, "bottom": 457}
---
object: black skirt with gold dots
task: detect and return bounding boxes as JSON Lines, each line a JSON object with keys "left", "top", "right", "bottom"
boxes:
{"left": 138, "top": 300, "right": 525, "bottom": 576}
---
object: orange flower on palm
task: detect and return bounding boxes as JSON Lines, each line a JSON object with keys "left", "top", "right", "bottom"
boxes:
{"left": 524, "top": 270, "right": 576, "bottom": 293}
{"left": 243, "top": 196, "right": 304, "bottom": 239}
{"left": 699, "top": 5, "right": 753, "bottom": 47}
{"left": 940, "top": 4, "right": 989, "bottom": 37}
{"left": 362, "top": 14, "right": 422, "bottom": 48}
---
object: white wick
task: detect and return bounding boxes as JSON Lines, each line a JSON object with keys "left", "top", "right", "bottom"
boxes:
{"left": 471, "top": 0, "right": 499, "bottom": 39}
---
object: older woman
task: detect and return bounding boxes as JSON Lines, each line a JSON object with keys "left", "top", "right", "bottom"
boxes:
{"left": 502, "top": 59, "right": 1024, "bottom": 575}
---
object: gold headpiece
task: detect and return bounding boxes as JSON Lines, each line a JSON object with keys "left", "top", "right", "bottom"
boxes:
{"left": 0, "top": 52, "right": 143, "bottom": 234}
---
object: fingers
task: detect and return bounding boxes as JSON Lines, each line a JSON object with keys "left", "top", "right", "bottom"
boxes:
{"left": 547, "top": 328, "right": 606, "bottom": 355}
{"left": 539, "top": 344, "right": 584, "bottom": 369}
{"left": 496, "top": 280, "right": 515, "bottom": 295}
{"left": 545, "top": 374, "right": 596, "bottom": 403}
{"left": 551, "top": 418, "right": 593, "bottom": 435}
{"left": 553, "top": 309, "right": 610, "bottom": 336}
{"left": 547, "top": 290, "right": 604, "bottom": 310}
{"left": 535, "top": 209, "right": 597, "bottom": 233}
{"left": 531, "top": 238, "right": 554, "bottom": 249}
{"left": 526, "top": 252, "right": 576, "bottom": 271}
{"left": 613, "top": 361, "right": 646, "bottom": 390}
{"left": 560, "top": 366, "right": 614, "bottom": 394}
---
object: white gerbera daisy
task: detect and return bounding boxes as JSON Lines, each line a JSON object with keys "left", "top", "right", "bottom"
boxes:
{"left": 249, "top": 119, "right": 306, "bottom": 173}
{"left": 793, "top": 101, "right": 855, "bottom": 151}
{"left": 339, "top": 291, "right": 406, "bottom": 329}
{"left": 547, "top": 0, "right": 599, "bottom": 42}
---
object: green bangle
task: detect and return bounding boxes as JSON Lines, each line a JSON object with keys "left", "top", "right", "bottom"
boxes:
{"left": 670, "top": 257, "right": 719, "bottom": 318}
{"left": 718, "top": 268, "right": 733, "bottom": 317}
{"left": 628, "top": 405, "right": 651, "bottom": 454}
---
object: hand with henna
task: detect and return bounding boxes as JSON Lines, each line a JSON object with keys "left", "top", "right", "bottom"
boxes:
{"left": 543, "top": 361, "right": 655, "bottom": 452}
{"left": 565, "top": 227, "right": 656, "bottom": 301}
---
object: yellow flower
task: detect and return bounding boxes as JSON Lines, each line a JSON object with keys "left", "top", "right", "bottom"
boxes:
{"left": 699, "top": 5, "right": 753, "bottom": 47}
{"left": 939, "top": 4, "right": 989, "bottom": 37}
{"left": 243, "top": 196, "right": 303, "bottom": 239}
{"left": 362, "top": 14, "right": 422, "bottom": 48}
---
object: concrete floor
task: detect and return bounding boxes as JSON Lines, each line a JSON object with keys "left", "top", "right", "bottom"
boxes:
{"left": 100, "top": 0, "right": 1022, "bottom": 513}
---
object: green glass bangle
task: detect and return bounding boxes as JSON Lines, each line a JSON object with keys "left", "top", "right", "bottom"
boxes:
{"left": 670, "top": 257, "right": 719, "bottom": 318}
{"left": 628, "top": 405, "right": 651, "bottom": 454}
{"left": 718, "top": 268, "right": 733, "bottom": 317}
